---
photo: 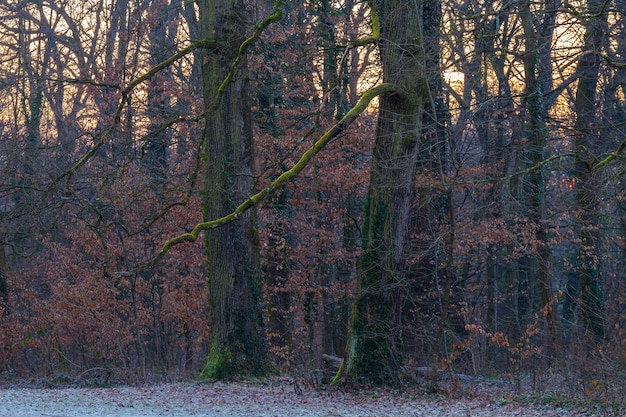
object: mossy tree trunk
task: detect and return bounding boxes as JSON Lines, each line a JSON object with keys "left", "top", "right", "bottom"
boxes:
{"left": 198, "top": 0, "right": 270, "bottom": 379}
{"left": 341, "top": 0, "right": 428, "bottom": 385}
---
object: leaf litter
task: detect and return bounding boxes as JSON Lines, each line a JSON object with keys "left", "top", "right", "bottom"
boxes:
{"left": 0, "top": 379, "right": 607, "bottom": 417}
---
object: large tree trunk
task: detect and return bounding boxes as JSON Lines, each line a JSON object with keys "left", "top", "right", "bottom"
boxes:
{"left": 198, "top": 0, "right": 270, "bottom": 379}
{"left": 341, "top": 0, "right": 428, "bottom": 385}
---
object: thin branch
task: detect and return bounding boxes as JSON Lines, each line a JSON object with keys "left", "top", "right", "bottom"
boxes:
{"left": 453, "top": 140, "right": 625, "bottom": 188}
{"left": 599, "top": 53, "right": 626, "bottom": 69}
{"left": 116, "top": 41, "right": 203, "bottom": 118}
{"left": 563, "top": 0, "right": 610, "bottom": 19}
{"left": 57, "top": 1, "right": 284, "bottom": 192}
{"left": 45, "top": 77, "right": 121, "bottom": 89}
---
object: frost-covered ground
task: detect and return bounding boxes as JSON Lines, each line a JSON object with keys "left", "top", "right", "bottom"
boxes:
{"left": 0, "top": 380, "right": 612, "bottom": 417}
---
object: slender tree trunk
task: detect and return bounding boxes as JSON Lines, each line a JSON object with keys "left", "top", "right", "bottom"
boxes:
{"left": 144, "top": 0, "right": 174, "bottom": 192}
{"left": 13, "top": 15, "right": 45, "bottom": 255}
{"left": 316, "top": 0, "right": 359, "bottom": 363}
{"left": 421, "top": 0, "right": 451, "bottom": 380}
{"left": 519, "top": 0, "right": 562, "bottom": 350}
{"left": 252, "top": 0, "right": 293, "bottom": 360}
{"left": 0, "top": 244, "right": 7, "bottom": 312}
{"left": 265, "top": 197, "right": 293, "bottom": 355}
{"left": 572, "top": 0, "right": 609, "bottom": 341}
{"left": 198, "top": 0, "right": 270, "bottom": 379}
{"left": 606, "top": 0, "right": 626, "bottom": 343}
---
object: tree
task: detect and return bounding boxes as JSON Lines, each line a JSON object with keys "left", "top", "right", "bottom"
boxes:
{"left": 571, "top": 0, "right": 610, "bottom": 341}
{"left": 197, "top": 0, "right": 271, "bottom": 379}
{"left": 340, "top": 0, "right": 432, "bottom": 385}
{"left": 518, "top": 0, "right": 562, "bottom": 349}
{"left": 144, "top": 0, "right": 176, "bottom": 191}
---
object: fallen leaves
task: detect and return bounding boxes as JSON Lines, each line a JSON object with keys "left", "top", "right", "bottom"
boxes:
{"left": 0, "top": 380, "right": 594, "bottom": 417}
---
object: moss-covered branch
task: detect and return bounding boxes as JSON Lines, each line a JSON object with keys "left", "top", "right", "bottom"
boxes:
{"left": 593, "top": 140, "right": 625, "bottom": 170}
{"left": 563, "top": 0, "right": 610, "bottom": 18}
{"left": 201, "top": 1, "right": 283, "bottom": 118}
{"left": 117, "top": 42, "right": 201, "bottom": 118}
{"left": 59, "top": 41, "right": 204, "bottom": 191}
{"left": 118, "top": 82, "right": 395, "bottom": 275}
{"left": 599, "top": 53, "right": 626, "bottom": 69}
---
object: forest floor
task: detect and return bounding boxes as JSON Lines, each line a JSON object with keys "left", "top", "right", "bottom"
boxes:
{"left": 0, "top": 376, "right": 622, "bottom": 417}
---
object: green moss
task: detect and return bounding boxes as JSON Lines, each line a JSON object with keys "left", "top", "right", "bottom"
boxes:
{"left": 199, "top": 341, "right": 235, "bottom": 380}
{"left": 245, "top": 220, "right": 260, "bottom": 248}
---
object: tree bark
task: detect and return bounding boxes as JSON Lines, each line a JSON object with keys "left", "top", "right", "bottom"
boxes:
{"left": 519, "top": 0, "right": 562, "bottom": 350}
{"left": 0, "top": 244, "right": 7, "bottom": 311}
{"left": 144, "top": 0, "right": 175, "bottom": 192}
{"left": 341, "top": 0, "right": 428, "bottom": 385}
{"left": 198, "top": 0, "right": 270, "bottom": 379}
{"left": 572, "top": 0, "right": 609, "bottom": 341}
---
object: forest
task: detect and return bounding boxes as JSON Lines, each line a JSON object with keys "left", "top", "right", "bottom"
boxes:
{"left": 0, "top": 0, "right": 624, "bottom": 399}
